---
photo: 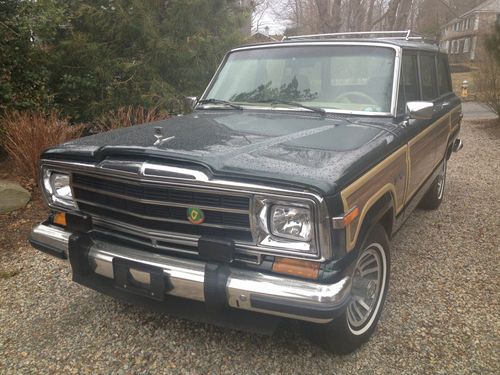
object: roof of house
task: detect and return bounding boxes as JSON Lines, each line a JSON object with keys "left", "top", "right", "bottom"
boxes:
{"left": 442, "top": 0, "right": 500, "bottom": 28}
{"left": 250, "top": 31, "right": 278, "bottom": 41}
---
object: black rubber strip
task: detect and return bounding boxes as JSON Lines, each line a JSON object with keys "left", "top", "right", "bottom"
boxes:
{"left": 250, "top": 294, "right": 349, "bottom": 320}
{"left": 68, "top": 233, "right": 93, "bottom": 276}
{"left": 204, "top": 263, "right": 230, "bottom": 313}
{"left": 29, "top": 239, "right": 67, "bottom": 259}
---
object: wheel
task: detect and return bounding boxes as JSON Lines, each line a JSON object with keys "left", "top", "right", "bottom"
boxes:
{"left": 419, "top": 159, "right": 447, "bottom": 210}
{"left": 307, "top": 223, "right": 390, "bottom": 354}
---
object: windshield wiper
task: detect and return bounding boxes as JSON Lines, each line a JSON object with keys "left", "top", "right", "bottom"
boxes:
{"left": 198, "top": 98, "right": 243, "bottom": 110}
{"left": 256, "top": 99, "right": 326, "bottom": 115}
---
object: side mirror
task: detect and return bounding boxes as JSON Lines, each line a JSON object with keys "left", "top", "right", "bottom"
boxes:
{"left": 406, "top": 101, "right": 434, "bottom": 120}
{"left": 184, "top": 96, "right": 198, "bottom": 113}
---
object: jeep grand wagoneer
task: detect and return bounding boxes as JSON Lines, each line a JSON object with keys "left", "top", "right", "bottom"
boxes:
{"left": 30, "top": 31, "right": 463, "bottom": 353}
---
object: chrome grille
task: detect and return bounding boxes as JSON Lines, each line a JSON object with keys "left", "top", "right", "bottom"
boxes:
{"left": 72, "top": 173, "right": 253, "bottom": 242}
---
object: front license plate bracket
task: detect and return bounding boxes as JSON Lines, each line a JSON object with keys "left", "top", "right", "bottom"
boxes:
{"left": 113, "top": 258, "right": 166, "bottom": 301}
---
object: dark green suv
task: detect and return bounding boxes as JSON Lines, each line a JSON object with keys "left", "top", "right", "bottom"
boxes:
{"left": 30, "top": 31, "right": 462, "bottom": 353}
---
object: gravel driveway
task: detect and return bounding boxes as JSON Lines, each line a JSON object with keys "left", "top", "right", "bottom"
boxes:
{"left": 1, "top": 119, "right": 499, "bottom": 375}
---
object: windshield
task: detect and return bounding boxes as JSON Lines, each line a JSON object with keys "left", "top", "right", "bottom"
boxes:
{"left": 204, "top": 45, "right": 396, "bottom": 113}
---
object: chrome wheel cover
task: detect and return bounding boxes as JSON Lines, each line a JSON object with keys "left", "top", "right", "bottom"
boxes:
{"left": 347, "top": 243, "right": 387, "bottom": 335}
{"left": 437, "top": 162, "right": 447, "bottom": 200}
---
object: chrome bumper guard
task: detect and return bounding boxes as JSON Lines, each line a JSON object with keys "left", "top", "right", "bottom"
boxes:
{"left": 30, "top": 223, "right": 351, "bottom": 323}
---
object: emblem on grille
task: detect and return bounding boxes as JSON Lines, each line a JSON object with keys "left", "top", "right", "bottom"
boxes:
{"left": 153, "top": 126, "right": 175, "bottom": 146}
{"left": 187, "top": 207, "right": 205, "bottom": 224}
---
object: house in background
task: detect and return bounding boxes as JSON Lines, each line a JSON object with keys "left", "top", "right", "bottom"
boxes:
{"left": 249, "top": 26, "right": 278, "bottom": 43}
{"left": 440, "top": 0, "right": 500, "bottom": 63}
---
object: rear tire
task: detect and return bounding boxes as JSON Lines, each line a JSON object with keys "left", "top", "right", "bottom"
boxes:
{"left": 420, "top": 159, "right": 447, "bottom": 210}
{"left": 307, "top": 223, "right": 390, "bottom": 354}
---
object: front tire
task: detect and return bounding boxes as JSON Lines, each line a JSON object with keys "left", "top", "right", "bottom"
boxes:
{"left": 308, "top": 224, "right": 390, "bottom": 354}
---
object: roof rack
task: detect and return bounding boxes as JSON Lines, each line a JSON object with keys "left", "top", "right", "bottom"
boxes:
{"left": 282, "top": 30, "right": 437, "bottom": 44}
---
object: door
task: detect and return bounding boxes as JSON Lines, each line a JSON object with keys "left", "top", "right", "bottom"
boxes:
{"left": 401, "top": 52, "right": 439, "bottom": 202}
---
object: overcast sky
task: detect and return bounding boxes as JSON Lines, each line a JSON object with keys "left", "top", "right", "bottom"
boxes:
{"left": 252, "top": 2, "right": 288, "bottom": 35}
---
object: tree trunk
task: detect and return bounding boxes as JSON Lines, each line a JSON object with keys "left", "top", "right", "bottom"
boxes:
{"left": 365, "top": 0, "right": 376, "bottom": 31}
{"left": 395, "top": 0, "right": 413, "bottom": 30}
{"left": 314, "top": 0, "right": 342, "bottom": 33}
{"left": 385, "top": 0, "right": 400, "bottom": 30}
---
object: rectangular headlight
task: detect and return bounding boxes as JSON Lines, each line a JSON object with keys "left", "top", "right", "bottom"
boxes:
{"left": 42, "top": 169, "right": 75, "bottom": 208}
{"left": 270, "top": 205, "right": 312, "bottom": 241}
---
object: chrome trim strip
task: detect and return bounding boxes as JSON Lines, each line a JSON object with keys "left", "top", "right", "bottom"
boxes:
{"left": 73, "top": 183, "right": 249, "bottom": 214}
{"left": 43, "top": 160, "right": 320, "bottom": 199}
{"left": 93, "top": 217, "right": 200, "bottom": 245}
{"left": 93, "top": 226, "right": 262, "bottom": 265}
{"left": 94, "top": 227, "right": 199, "bottom": 256}
{"left": 93, "top": 216, "right": 324, "bottom": 261}
{"left": 75, "top": 198, "right": 251, "bottom": 232}
{"left": 140, "top": 162, "right": 210, "bottom": 182}
{"left": 331, "top": 216, "right": 345, "bottom": 230}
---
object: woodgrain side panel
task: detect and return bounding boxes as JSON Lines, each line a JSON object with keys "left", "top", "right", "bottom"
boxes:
{"left": 339, "top": 109, "right": 456, "bottom": 253}
{"left": 407, "top": 115, "right": 450, "bottom": 201}
{"left": 434, "top": 115, "right": 451, "bottom": 161}
{"left": 341, "top": 146, "right": 408, "bottom": 251}
{"left": 450, "top": 106, "right": 461, "bottom": 134}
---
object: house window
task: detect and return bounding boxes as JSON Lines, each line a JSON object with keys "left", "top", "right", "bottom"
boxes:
{"left": 474, "top": 15, "right": 479, "bottom": 30}
{"left": 445, "top": 40, "right": 450, "bottom": 53}
{"left": 463, "top": 38, "right": 471, "bottom": 54}
{"left": 451, "top": 40, "right": 460, "bottom": 54}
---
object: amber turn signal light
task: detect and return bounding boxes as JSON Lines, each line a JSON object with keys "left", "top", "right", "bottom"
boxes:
{"left": 272, "top": 257, "right": 320, "bottom": 279}
{"left": 343, "top": 206, "right": 359, "bottom": 226}
{"left": 53, "top": 212, "right": 67, "bottom": 227}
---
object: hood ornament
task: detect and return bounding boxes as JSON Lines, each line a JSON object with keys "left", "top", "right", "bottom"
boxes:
{"left": 153, "top": 126, "right": 175, "bottom": 146}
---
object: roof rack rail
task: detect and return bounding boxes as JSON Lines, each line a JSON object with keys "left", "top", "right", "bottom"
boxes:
{"left": 282, "top": 30, "right": 437, "bottom": 44}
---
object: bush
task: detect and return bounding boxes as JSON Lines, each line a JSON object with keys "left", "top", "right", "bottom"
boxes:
{"left": 1, "top": 111, "right": 84, "bottom": 182}
{"left": 91, "top": 105, "right": 170, "bottom": 133}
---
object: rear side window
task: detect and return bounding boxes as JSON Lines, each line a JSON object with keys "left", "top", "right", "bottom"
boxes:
{"left": 437, "top": 55, "right": 452, "bottom": 95}
{"left": 419, "top": 54, "right": 438, "bottom": 100}
{"left": 397, "top": 54, "right": 420, "bottom": 113}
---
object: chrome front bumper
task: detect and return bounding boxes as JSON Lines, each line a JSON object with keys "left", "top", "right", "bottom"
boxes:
{"left": 30, "top": 223, "right": 351, "bottom": 323}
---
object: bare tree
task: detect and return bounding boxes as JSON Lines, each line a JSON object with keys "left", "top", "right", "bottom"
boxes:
{"left": 394, "top": 0, "right": 413, "bottom": 29}
{"left": 271, "top": 0, "right": 487, "bottom": 37}
{"left": 314, "top": 0, "right": 343, "bottom": 33}
{"left": 365, "top": 0, "right": 377, "bottom": 31}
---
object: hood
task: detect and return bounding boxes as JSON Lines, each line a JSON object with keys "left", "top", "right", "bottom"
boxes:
{"left": 43, "top": 110, "right": 403, "bottom": 195}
